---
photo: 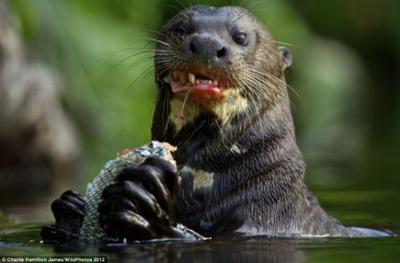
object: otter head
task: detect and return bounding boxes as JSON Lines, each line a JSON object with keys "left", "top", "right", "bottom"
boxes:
{"left": 154, "top": 5, "right": 291, "bottom": 133}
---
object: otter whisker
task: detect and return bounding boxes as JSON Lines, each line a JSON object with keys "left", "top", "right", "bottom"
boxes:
{"left": 165, "top": 3, "right": 190, "bottom": 15}
{"left": 155, "top": 67, "right": 173, "bottom": 78}
{"left": 260, "top": 38, "right": 294, "bottom": 48}
{"left": 176, "top": 89, "right": 191, "bottom": 125}
{"left": 161, "top": 90, "right": 171, "bottom": 138}
{"left": 235, "top": 76, "right": 282, "bottom": 137}
{"left": 101, "top": 49, "right": 156, "bottom": 79}
{"left": 125, "top": 64, "right": 154, "bottom": 92}
{"left": 176, "top": 119, "right": 206, "bottom": 150}
{"left": 111, "top": 47, "right": 155, "bottom": 57}
{"left": 147, "top": 29, "right": 170, "bottom": 39}
{"left": 240, "top": 0, "right": 269, "bottom": 12}
{"left": 120, "top": 52, "right": 154, "bottom": 66}
{"left": 126, "top": 56, "right": 154, "bottom": 72}
{"left": 275, "top": 41, "right": 294, "bottom": 47}
{"left": 171, "top": 0, "right": 189, "bottom": 12}
{"left": 245, "top": 67, "right": 299, "bottom": 100}
{"left": 239, "top": 73, "right": 278, "bottom": 104}
{"left": 265, "top": 72, "right": 301, "bottom": 100}
{"left": 238, "top": 80, "right": 267, "bottom": 125}
{"left": 145, "top": 37, "right": 171, "bottom": 47}
{"left": 214, "top": 119, "right": 231, "bottom": 150}
{"left": 225, "top": 80, "right": 255, "bottom": 138}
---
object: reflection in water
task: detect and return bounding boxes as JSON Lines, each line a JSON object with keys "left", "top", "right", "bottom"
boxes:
{"left": 47, "top": 236, "right": 305, "bottom": 263}
{"left": 99, "top": 237, "right": 305, "bottom": 263}
{"left": 0, "top": 225, "right": 304, "bottom": 262}
{"left": 2, "top": 225, "right": 400, "bottom": 263}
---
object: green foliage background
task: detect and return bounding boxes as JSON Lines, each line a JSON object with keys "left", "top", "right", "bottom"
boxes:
{"left": 8, "top": 0, "right": 400, "bottom": 193}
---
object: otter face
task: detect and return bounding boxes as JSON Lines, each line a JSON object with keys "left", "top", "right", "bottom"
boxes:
{"left": 155, "top": 6, "right": 289, "bottom": 129}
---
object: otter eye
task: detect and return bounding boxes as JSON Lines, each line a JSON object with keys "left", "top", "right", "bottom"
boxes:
{"left": 232, "top": 32, "right": 248, "bottom": 46}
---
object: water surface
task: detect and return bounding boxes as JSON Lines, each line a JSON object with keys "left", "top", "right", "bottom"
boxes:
{"left": 0, "top": 189, "right": 399, "bottom": 262}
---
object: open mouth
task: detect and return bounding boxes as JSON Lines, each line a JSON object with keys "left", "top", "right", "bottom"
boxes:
{"left": 163, "top": 70, "right": 227, "bottom": 104}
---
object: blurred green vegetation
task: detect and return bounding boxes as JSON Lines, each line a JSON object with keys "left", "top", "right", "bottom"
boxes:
{"left": 8, "top": 0, "right": 400, "bottom": 193}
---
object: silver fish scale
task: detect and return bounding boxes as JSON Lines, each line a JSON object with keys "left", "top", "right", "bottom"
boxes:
{"left": 79, "top": 141, "right": 175, "bottom": 241}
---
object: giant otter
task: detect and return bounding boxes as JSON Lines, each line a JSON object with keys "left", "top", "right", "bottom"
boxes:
{"left": 41, "top": 5, "right": 387, "bottom": 242}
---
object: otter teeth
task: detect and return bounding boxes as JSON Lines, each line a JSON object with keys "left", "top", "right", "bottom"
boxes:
{"left": 188, "top": 73, "right": 195, "bottom": 84}
{"left": 174, "top": 71, "right": 219, "bottom": 87}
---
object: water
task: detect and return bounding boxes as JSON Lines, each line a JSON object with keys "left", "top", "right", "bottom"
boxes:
{"left": 0, "top": 189, "right": 399, "bottom": 262}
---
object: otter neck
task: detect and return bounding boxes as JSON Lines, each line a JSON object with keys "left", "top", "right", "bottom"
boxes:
{"left": 166, "top": 89, "right": 305, "bottom": 234}
{"left": 177, "top": 88, "right": 301, "bottom": 172}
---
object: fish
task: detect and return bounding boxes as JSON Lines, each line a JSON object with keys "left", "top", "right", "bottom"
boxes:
{"left": 79, "top": 141, "right": 176, "bottom": 240}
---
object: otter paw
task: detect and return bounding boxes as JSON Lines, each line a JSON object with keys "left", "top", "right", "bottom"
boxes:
{"left": 41, "top": 190, "right": 86, "bottom": 243}
{"left": 98, "top": 156, "right": 180, "bottom": 242}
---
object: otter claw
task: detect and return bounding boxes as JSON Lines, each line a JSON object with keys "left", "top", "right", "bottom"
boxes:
{"left": 98, "top": 195, "right": 137, "bottom": 215}
{"left": 117, "top": 164, "right": 173, "bottom": 219}
{"left": 102, "top": 210, "right": 156, "bottom": 241}
{"left": 61, "top": 190, "right": 82, "bottom": 199}
{"left": 98, "top": 156, "right": 181, "bottom": 241}
{"left": 41, "top": 190, "right": 86, "bottom": 243}
{"left": 101, "top": 181, "right": 169, "bottom": 224}
{"left": 51, "top": 198, "right": 84, "bottom": 222}
{"left": 115, "top": 156, "right": 179, "bottom": 224}
{"left": 141, "top": 156, "right": 179, "bottom": 194}
{"left": 60, "top": 191, "right": 85, "bottom": 208}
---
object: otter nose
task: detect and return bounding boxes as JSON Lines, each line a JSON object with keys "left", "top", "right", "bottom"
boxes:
{"left": 189, "top": 34, "right": 227, "bottom": 60}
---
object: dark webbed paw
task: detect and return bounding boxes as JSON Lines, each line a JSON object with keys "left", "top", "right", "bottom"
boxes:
{"left": 41, "top": 190, "right": 85, "bottom": 243}
{"left": 98, "top": 156, "right": 183, "bottom": 242}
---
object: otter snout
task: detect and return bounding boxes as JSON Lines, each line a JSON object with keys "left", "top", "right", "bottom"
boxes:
{"left": 188, "top": 33, "right": 228, "bottom": 62}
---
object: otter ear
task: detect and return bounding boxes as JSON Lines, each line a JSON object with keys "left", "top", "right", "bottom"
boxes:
{"left": 278, "top": 46, "right": 292, "bottom": 70}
